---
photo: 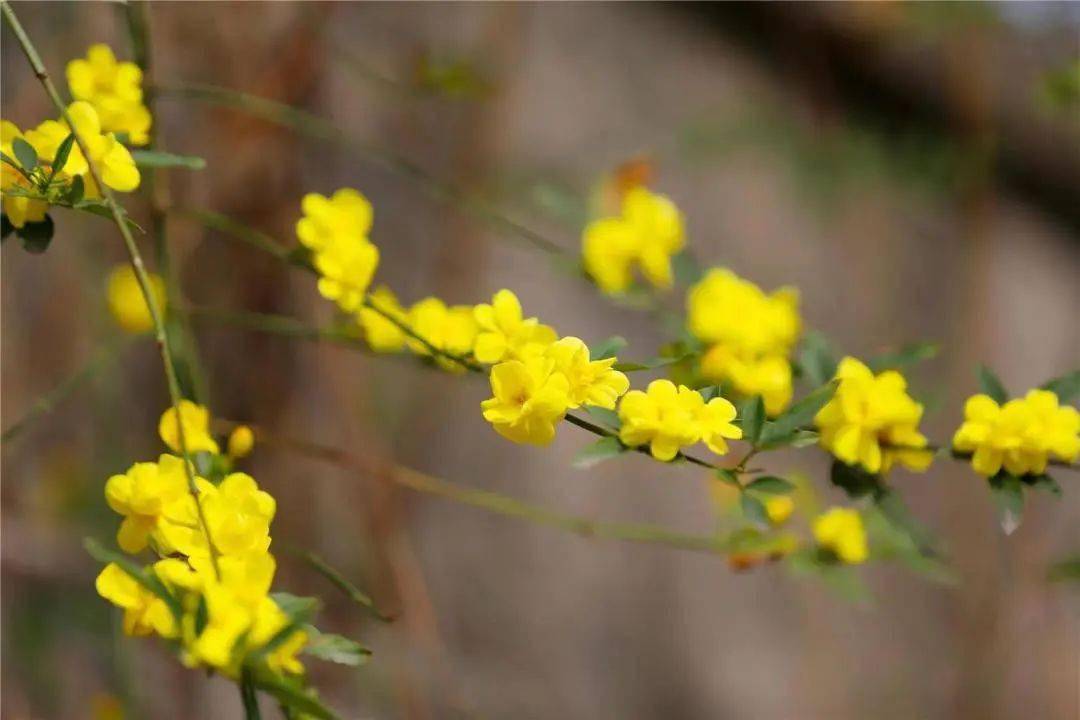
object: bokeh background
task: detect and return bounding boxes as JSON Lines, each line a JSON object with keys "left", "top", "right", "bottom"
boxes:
{"left": 3, "top": 2, "right": 1079, "bottom": 718}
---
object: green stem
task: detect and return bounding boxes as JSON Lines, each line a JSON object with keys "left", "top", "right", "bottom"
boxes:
{"left": 181, "top": 303, "right": 367, "bottom": 349}
{"left": 1, "top": 1, "right": 221, "bottom": 579}
{"left": 240, "top": 668, "right": 262, "bottom": 720}
{"left": 291, "top": 549, "right": 392, "bottom": 622}
{"left": 1, "top": 336, "right": 131, "bottom": 443}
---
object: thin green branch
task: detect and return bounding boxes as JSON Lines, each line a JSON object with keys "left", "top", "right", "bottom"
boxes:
{"left": 1, "top": 1, "right": 221, "bottom": 578}
{"left": 1, "top": 336, "right": 131, "bottom": 443}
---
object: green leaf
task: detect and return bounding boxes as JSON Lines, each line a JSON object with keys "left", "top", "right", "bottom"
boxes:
{"left": 739, "top": 395, "right": 765, "bottom": 446}
{"left": 583, "top": 404, "right": 621, "bottom": 431}
{"left": 759, "top": 381, "right": 837, "bottom": 447}
{"left": 65, "top": 174, "right": 85, "bottom": 204}
{"left": 248, "top": 667, "right": 339, "bottom": 720}
{"left": 589, "top": 335, "right": 627, "bottom": 361}
{"left": 270, "top": 592, "right": 321, "bottom": 617}
{"left": 613, "top": 354, "right": 690, "bottom": 372}
{"left": 254, "top": 594, "right": 320, "bottom": 662}
{"left": 1041, "top": 370, "right": 1080, "bottom": 403}
{"left": 740, "top": 493, "right": 768, "bottom": 526}
{"left": 829, "top": 459, "right": 883, "bottom": 499}
{"left": 302, "top": 627, "right": 372, "bottom": 666}
{"left": 84, "top": 538, "right": 182, "bottom": 619}
{"left": 1025, "top": 473, "right": 1061, "bottom": 497}
{"left": 989, "top": 473, "right": 1024, "bottom": 534}
{"left": 789, "top": 429, "right": 820, "bottom": 448}
{"left": 17, "top": 215, "right": 54, "bottom": 254}
{"left": 0, "top": 151, "right": 30, "bottom": 180}
{"left": 798, "top": 332, "right": 837, "bottom": 387}
{"left": 866, "top": 342, "right": 938, "bottom": 373}
{"left": 130, "top": 149, "right": 207, "bottom": 170}
{"left": 12, "top": 137, "right": 37, "bottom": 173}
{"left": 71, "top": 200, "right": 144, "bottom": 233}
{"left": 977, "top": 364, "right": 1008, "bottom": 404}
{"left": 573, "top": 436, "right": 627, "bottom": 468}
{"left": 698, "top": 385, "right": 721, "bottom": 401}
{"left": 671, "top": 250, "right": 704, "bottom": 286}
{"left": 746, "top": 475, "right": 794, "bottom": 495}
{"left": 873, "top": 488, "right": 936, "bottom": 555}
{"left": 49, "top": 133, "right": 76, "bottom": 181}
{"left": 714, "top": 468, "right": 740, "bottom": 487}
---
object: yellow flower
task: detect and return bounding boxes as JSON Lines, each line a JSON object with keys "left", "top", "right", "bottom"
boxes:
{"left": 357, "top": 285, "right": 407, "bottom": 352}
{"left": 582, "top": 186, "right": 685, "bottom": 293}
{"left": 25, "top": 101, "right": 140, "bottom": 194}
{"left": 687, "top": 268, "right": 800, "bottom": 415}
{"left": 618, "top": 379, "right": 703, "bottom": 461}
{"left": 313, "top": 238, "right": 380, "bottom": 313}
{"left": 1, "top": 119, "right": 48, "bottom": 228}
{"left": 295, "top": 188, "right": 372, "bottom": 253}
{"left": 814, "top": 357, "right": 932, "bottom": 475}
{"left": 159, "top": 400, "right": 220, "bottom": 455}
{"left": 691, "top": 393, "right": 743, "bottom": 455}
{"left": 481, "top": 356, "right": 571, "bottom": 445}
{"left": 473, "top": 289, "right": 557, "bottom": 364}
{"left": 163, "top": 473, "right": 276, "bottom": 558}
{"left": 952, "top": 389, "right": 1079, "bottom": 477}
{"left": 106, "top": 264, "right": 166, "bottom": 333}
{"left": 812, "top": 507, "right": 868, "bottom": 564}
{"left": 66, "top": 44, "right": 152, "bottom": 145}
{"left": 227, "top": 425, "right": 255, "bottom": 459}
{"left": 764, "top": 495, "right": 795, "bottom": 526}
{"left": 104, "top": 454, "right": 190, "bottom": 553}
{"left": 545, "top": 336, "right": 629, "bottom": 409}
{"left": 406, "top": 297, "right": 478, "bottom": 372}
{"left": 95, "top": 563, "right": 177, "bottom": 637}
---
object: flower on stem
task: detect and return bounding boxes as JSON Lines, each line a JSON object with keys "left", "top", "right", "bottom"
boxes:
{"left": 545, "top": 336, "right": 629, "bottom": 409}
{"left": 687, "top": 268, "right": 800, "bottom": 416}
{"left": 582, "top": 186, "right": 685, "bottom": 294}
{"left": 95, "top": 563, "right": 177, "bottom": 637}
{"left": 104, "top": 454, "right": 191, "bottom": 553}
{"left": 481, "top": 356, "right": 571, "bottom": 445}
{"left": 473, "top": 289, "right": 557, "bottom": 364}
{"left": 952, "top": 389, "right": 1078, "bottom": 477}
{"left": 106, "top": 264, "right": 166, "bottom": 333}
{"left": 161, "top": 473, "right": 276, "bottom": 558}
{"left": 812, "top": 507, "right": 868, "bottom": 564}
{"left": 619, "top": 380, "right": 707, "bottom": 461}
{"left": 159, "top": 400, "right": 220, "bottom": 455}
{"left": 814, "top": 357, "right": 932, "bottom": 475}
{"left": 25, "top": 101, "right": 140, "bottom": 194}
{"left": 358, "top": 285, "right": 407, "bottom": 352}
{"left": 406, "top": 297, "right": 478, "bottom": 372}
{"left": 1, "top": 120, "right": 48, "bottom": 228}
{"left": 295, "top": 188, "right": 380, "bottom": 313}
{"left": 66, "top": 44, "right": 151, "bottom": 146}
{"left": 227, "top": 425, "right": 255, "bottom": 459}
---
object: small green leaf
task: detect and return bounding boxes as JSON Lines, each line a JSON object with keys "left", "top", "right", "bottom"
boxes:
{"left": 12, "top": 137, "right": 37, "bottom": 172}
{"left": 589, "top": 335, "right": 627, "bottom": 361}
{"left": 977, "top": 364, "right": 1008, "bottom": 404}
{"left": 798, "top": 332, "right": 837, "bottom": 387}
{"left": 759, "top": 381, "right": 837, "bottom": 447}
{"left": 254, "top": 594, "right": 320, "bottom": 661}
{"left": 583, "top": 404, "right": 621, "bottom": 431}
{"left": 671, "top": 250, "right": 704, "bottom": 286}
{"left": 298, "top": 551, "right": 391, "bottom": 622}
{"left": 613, "top": 354, "right": 690, "bottom": 372}
{"left": 270, "top": 592, "right": 321, "bottom": 617}
{"left": 49, "top": 133, "right": 76, "bottom": 180}
{"left": 866, "top": 342, "right": 938, "bottom": 373}
{"left": 84, "top": 538, "right": 182, "bottom": 619}
{"left": 698, "top": 385, "right": 721, "bottom": 401}
{"left": 66, "top": 174, "right": 85, "bottom": 204}
{"left": 1025, "top": 473, "right": 1061, "bottom": 497}
{"left": 1041, "top": 370, "right": 1080, "bottom": 403}
{"left": 714, "top": 468, "right": 740, "bottom": 487}
{"left": 249, "top": 667, "right": 339, "bottom": 720}
{"left": 17, "top": 215, "right": 54, "bottom": 254}
{"left": 789, "top": 429, "right": 820, "bottom": 448}
{"left": 130, "top": 149, "right": 207, "bottom": 170}
{"left": 739, "top": 395, "right": 765, "bottom": 446}
{"left": 740, "top": 493, "right": 768, "bottom": 526}
{"left": 303, "top": 627, "right": 372, "bottom": 666}
{"left": 990, "top": 473, "right": 1024, "bottom": 534}
{"left": 746, "top": 475, "right": 794, "bottom": 495}
{"left": 573, "top": 436, "right": 626, "bottom": 468}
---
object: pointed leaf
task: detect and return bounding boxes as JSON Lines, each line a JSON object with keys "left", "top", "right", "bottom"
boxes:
{"left": 977, "top": 365, "right": 1008, "bottom": 404}
{"left": 799, "top": 332, "right": 837, "bottom": 387}
{"left": 739, "top": 395, "right": 765, "bottom": 446}
{"left": 130, "top": 149, "right": 207, "bottom": 170}
{"left": 1041, "top": 370, "right": 1080, "bottom": 403}
{"left": 12, "top": 137, "right": 37, "bottom": 173}
{"left": 49, "top": 133, "right": 76, "bottom": 180}
{"left": 573, "top": 436, "right": 626, "bottom": 468}
{"left": 302, "top": 627, "right": 372, "bottom": 666}
{"left": 866, "top": 342, "right": 938, "bottom": 372}
{"left": 589, "top": 336, "right": 627, "bottom": 361}
{"left": 740, "top": 493, "right": 768, "bottom": 526}
{"left": 746, "top": 475, "right": 794, "bottom": 495}
{"left": 759, "top": 381, "right": 837, "bottom": 447}
{"left": 583, "top": 404, "right": 621, "bottom": 431}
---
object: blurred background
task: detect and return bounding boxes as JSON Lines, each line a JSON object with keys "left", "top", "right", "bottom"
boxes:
{"left": 3, "top": 2, "right": 1079, "bottom": 718}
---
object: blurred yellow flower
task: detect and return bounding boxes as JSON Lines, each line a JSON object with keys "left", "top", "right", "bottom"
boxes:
{"left": 814, "top": 357, "right": 932, "bottom": 475}
{"left": 582, "top": 186, "right": 685, "bottom": 294}
{"left": 546, "top": 336, "right": 629, "bottom": 410}
{"left": 812, "top": 507, "right": 868, "bottom": 564}
{"left": 25, "top": 101, "right": 140, "bottom": 194}
{"left": 692, "top": 393, "right": 743, "bottom": 456}
{"left": 163, "top": 473, "right": 276, "bottom": 558}
{"left": 106, "top": 264, "right": 166, "bottom": 333}
{"left": 481, "top": 356, "right": 571, "bottom": 445}
{"left": 406, "top": 296, "right": 478, "bottom": 372}
{"left": 295, "top": 188, "right": 372, "bottom": 252}
{"left": 952, "top": 389, "right": 1079, "bottom": 477}
{"left": 357, "top": 285, "right": 407, "bottom": 352}
{"left": 687, "top": 268, "right": 800, "bottom": 416}
{"left": 104, "top": 454, "right": 190, "bottom": 553}
{"left": 473, "top": 288, "right": 557, "bottom": 364}
{"left": 66, "top": 44, "right": 151, "bottom": 145}
{"left": 227, "top": 425, "right": 255, "bottom": 459}
{"left": 764, "top": 495, "right": 795, "bottom": 526}
{"left": 1, "top": 119, "right": 48, "bottom": 228}
{"left": 96, "top": 562, "right": 177, "bottom": 637}
{"left": 159, "top": 400, "right": 220, "bottom": 455}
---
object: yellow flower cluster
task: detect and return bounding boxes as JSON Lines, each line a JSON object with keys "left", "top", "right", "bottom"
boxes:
{"left": 812, "top": 507, "right": 868, "bottom": 564}
{"left": 296, "top": 188, "right": 380, "bottom": 313}
{"left": 105, "top": 264, "right": 166, "bottom": 334}
{"left": 814, "top": 357, "right": 932, "bottom": 475}
{"left": 618, "top": 379, "right": 742, "bottom": 460}
{"left": 686, "top": 268, "right": 801, "bottom": 416}
{"left": 96, "top": 402, "right": 305, "bottom": 679}
{"left": 952, "top": 389, "right": 1078, "bottom": 477}
{"left": 1, "top": 102, "right": 140, "bottom": 225}
{"left": 66, "top": 44, "right": 152, "bottom": 146}
{"left": 582, "top": 186, "right": 685, "bottom": 294}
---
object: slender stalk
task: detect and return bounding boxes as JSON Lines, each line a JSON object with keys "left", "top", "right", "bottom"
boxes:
{"left": 1, "top": 336, "right": 131, "bottom": 443}
{"left": 240, "top": 668, "right": 262, "bottom": 720}
{"left": 182, "top": 304, "right": 366, "bottom": 348}
{"left": 1, "top": 1, "right": 221, "bottom": 578}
